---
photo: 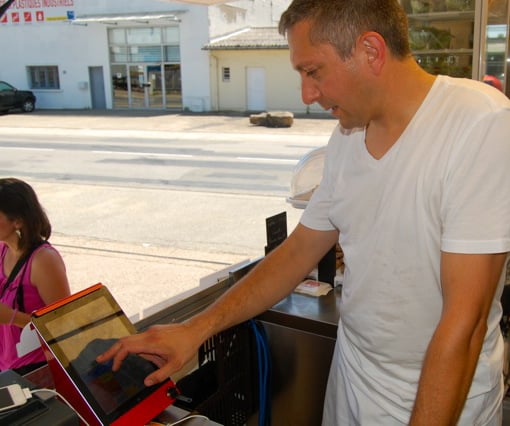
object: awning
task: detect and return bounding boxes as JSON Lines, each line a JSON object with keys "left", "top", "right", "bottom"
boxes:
{"left": 72, "top": 11, "right": 185, "bottom": 25}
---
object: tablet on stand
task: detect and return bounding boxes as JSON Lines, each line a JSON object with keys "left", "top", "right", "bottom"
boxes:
{"left": 31, "top": 283, "right": 178, "bottom": 426}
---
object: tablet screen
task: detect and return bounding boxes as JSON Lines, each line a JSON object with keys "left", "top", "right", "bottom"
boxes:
{"left": 32, "top": 285, "right": 168, "bottom": 423}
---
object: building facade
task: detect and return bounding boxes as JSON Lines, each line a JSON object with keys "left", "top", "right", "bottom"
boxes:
{"left": 204, "top": 26, "right": 324, "bottom": 114}
{"left": 3, "top": 1, "right": 503, "bottom": 113}
{"left": 0, "top": 0, "right": 295, "bottom": 112}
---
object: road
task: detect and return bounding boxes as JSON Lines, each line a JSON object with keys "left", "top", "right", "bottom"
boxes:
{"left": 0, "top": 111, "right": 336, "bottom": 318}
{"left": 0, "top": 127, "right": 323, "bottom": 195}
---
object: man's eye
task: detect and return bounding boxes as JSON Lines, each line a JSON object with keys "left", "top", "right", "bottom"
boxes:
{"left": 305, "top": 69, "right": 317, "bottom": 77}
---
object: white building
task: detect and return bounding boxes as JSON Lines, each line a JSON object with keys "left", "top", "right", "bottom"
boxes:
{"left": 0, "top": 0, "right": 300, "bottom": 112}
{"left": 204, "top": 26, "right": 323, "bottom": 114}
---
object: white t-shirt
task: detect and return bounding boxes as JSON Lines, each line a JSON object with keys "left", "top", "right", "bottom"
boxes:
{"left": 300, "top": 75, "right": 510, "bottom": 425}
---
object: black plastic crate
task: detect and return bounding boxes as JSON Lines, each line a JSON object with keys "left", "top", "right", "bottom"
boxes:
{"left": 176, "top": 321, "right": 258, "bottom": 426}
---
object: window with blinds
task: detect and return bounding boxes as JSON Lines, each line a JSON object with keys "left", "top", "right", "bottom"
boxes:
{"left": 27, "top": 66, "right": 60, "bottom": 89}
{"left": 108, "top": 26, "right": 180, "bottom": 64}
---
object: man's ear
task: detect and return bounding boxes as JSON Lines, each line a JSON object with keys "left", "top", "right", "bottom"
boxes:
{"left": 358, "top": 32, "right": 386, "bottom": 74}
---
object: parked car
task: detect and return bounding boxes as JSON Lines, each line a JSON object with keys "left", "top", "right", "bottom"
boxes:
{"left": 0, "top": 81, "right": 36, "bottom": 113}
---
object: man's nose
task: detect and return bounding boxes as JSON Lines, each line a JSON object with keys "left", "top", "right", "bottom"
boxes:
{"left": 301, "top": 79, "right": 320, "bottom": 105}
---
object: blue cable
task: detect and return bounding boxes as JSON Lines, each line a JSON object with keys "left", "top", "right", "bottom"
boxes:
{"left": 250, "top": 320, "right": 264, "bottom": 424}
{"left": 250, "top": 319, "right": 271, "bottom": 426}
{"left": 256, "top": 329, "right": 265, "bottom": 423}
{"left": 255, "top": 322, "right": 267, "bottom": 426}
{"left": 257, "top": 322, "right": 270, "bottom": 424}
{"left": 259, "top": 323, "right": 271, "bottom": 423}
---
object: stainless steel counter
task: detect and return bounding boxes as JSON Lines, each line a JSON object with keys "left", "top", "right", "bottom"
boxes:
{"left": 253, "top": 287, "right": 341, "bottom": 426}
{"left": 258, "top": 286, "right": 341, "bottom": 338}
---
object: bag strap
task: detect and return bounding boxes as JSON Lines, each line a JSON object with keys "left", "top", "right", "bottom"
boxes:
{"left": 0, "top": 241, "right": 45, "bottom": 305}
{"left": 1, "top": 254, "right": 29, "bottom": 298}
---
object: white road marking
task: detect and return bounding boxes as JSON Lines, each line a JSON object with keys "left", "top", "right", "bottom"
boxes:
{"left": 236, "top": 156, "right": 297, "bottom": 164}
{"left": 92, "top": 150, "right": 192, "bottom": 158}
{"left": 0, "top": 147, "right": 54, "bottom": 152}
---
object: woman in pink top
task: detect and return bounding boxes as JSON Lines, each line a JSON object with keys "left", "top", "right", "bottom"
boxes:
{"left": 0, "top": 178, "right": 70, "bottom": 375}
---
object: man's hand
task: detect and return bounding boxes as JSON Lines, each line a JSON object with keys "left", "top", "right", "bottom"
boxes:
{"left": 97, "top": 322, "right": 204, "bottom": 386}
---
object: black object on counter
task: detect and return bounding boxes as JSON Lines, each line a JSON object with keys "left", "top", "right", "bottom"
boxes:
{"left": 318, "top": 244, "right": 336, "bottom": 285}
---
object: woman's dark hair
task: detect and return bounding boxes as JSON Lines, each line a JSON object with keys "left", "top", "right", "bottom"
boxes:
{"left": 0, "top": 178, "right": 51, "bottom": 253}
{"left": 279, "top": 0, "right": 411, "bottom": 60}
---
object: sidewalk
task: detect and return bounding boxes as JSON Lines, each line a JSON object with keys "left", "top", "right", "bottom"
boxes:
{"left": 0, "top": 109, "right": 336, "bottom": 135}
{"left": 0, "top": 109, "right": 337, "bottom": 320}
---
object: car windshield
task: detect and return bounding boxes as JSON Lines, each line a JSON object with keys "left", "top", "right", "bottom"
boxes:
{"left": 0, "top": 81, "right": 15, "bottom": 92}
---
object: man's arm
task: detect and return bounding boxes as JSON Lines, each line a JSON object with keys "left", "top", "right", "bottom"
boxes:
{"left": 409, "top": 251, "right": 507, "bottom": 425}
{"left": 98, "top": 223, "right": 339, "bottom": 386}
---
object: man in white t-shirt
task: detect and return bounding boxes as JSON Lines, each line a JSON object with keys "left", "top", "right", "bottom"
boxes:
{"left": 99, "top": 1, "right": 510, "bottom": 424}
{"left": 303, "top": 73, "right": 510, "bottom": 425}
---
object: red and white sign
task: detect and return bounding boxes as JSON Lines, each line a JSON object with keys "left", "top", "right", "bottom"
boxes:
{"left": 1, "top": 0, "right": 74, "bottom": 24}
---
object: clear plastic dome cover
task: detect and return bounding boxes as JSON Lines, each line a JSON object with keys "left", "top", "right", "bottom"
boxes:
{"left": 287, "top": 146, "right": 326, "bottom": 209}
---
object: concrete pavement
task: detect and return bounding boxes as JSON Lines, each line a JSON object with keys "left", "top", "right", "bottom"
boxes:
{"left": 0, "top": 109, "right": 337, "bottom": 320}
{"left": 0, "top": 109, "right": 336, "bottom": 135}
